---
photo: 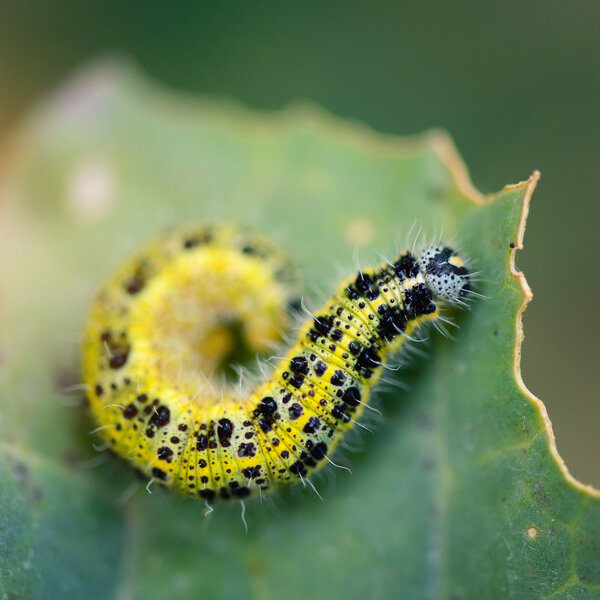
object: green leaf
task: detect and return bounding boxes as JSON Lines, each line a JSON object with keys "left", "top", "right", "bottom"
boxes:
{"left": 1, "top": 61, "right": 598, "bottom": 600}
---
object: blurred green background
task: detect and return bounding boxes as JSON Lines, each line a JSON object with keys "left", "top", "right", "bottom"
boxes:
{"left": 0, "top": 2, "right": 598, "bottom": 485}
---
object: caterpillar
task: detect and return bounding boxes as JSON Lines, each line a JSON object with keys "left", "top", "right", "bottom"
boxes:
{"left": 82, "top": 222, "right": 472, "bottom": 503}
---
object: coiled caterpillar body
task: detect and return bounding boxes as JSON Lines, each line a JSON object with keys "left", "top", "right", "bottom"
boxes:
{"left": 82, "top": 223, "right": 472, "bottom": 502}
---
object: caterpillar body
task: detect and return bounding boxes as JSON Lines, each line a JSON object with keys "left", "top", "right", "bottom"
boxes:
{"left": 82, "top": 223, "right": 472, "bottom": 502}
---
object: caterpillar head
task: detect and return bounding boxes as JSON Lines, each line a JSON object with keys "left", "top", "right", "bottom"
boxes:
{"left": 417, "top": 245, "right": 472, "bottom": 303}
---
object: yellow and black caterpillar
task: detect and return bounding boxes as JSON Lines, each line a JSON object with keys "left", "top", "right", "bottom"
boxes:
{"left": 82, "top": 223, "right": 472, "bottom": 502}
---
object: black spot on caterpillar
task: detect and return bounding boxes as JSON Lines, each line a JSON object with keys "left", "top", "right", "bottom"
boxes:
{"left": 82, "top": 223, "right": 473, "bottom": 501}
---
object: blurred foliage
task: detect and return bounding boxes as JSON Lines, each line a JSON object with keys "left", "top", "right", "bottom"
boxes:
{"left": 0, "top": 64, "right": 598, "bottom": 600}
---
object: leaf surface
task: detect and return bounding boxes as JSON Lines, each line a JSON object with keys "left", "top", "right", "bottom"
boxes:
{"left": 1, "top": 62, "right": 598, "bottom": 600}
